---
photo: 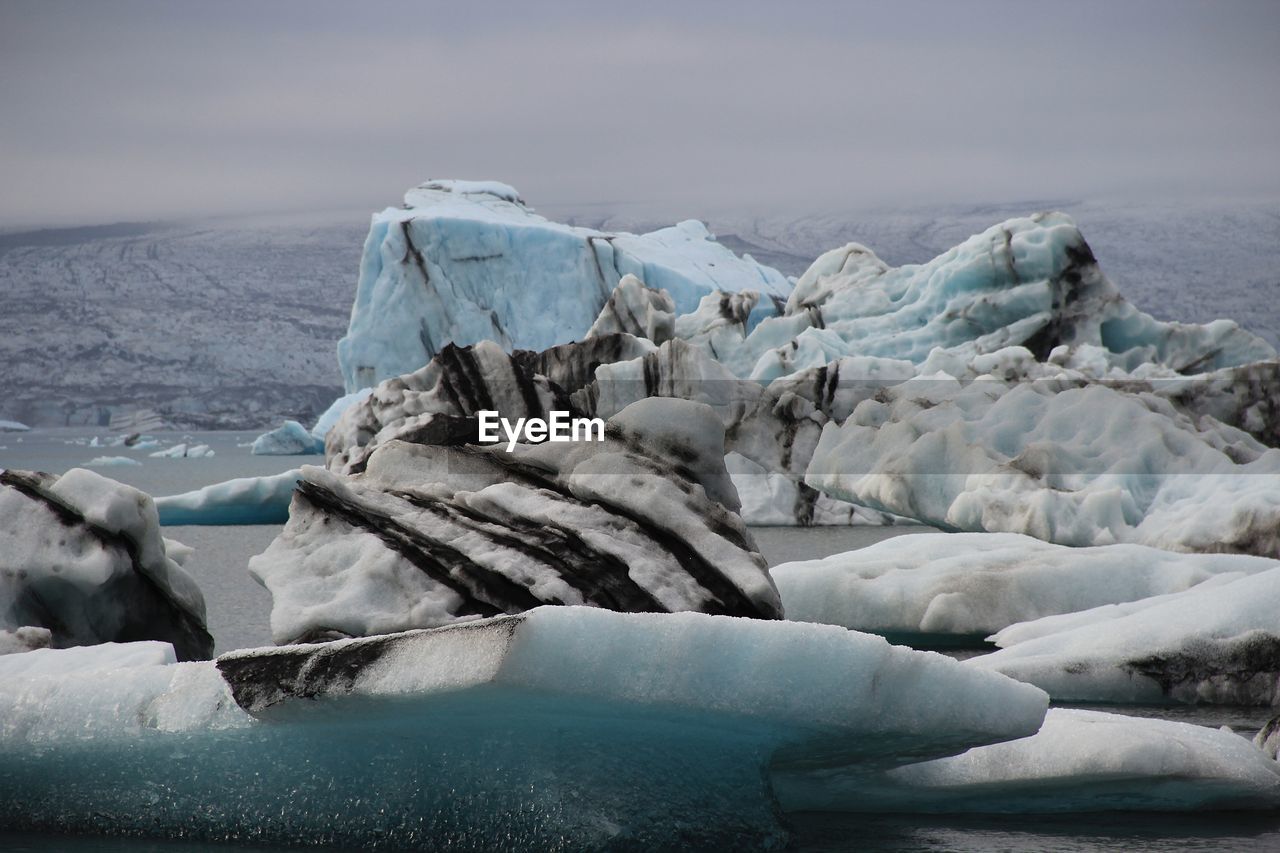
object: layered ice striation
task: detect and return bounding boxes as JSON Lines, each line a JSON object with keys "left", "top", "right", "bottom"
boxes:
{"left": 805, "top": 368, "right": 1280, "bottom": 556}
{"left": 256, "top": 398, "right": 780, "bottom": 645}
{"left": 772, "top": 532, "right": 1278, "bottom": 647}
{"left": 970, "top": 566, "right": 1280, "bottom": 705}
{"left": 336, "top": 180, "right": 789, "bottom": 391}
{"left": 0, "top": 607, "right": 1048, "bottom": 849}
{"left": 0, "top": 468, "right": 212, "bottom": 660}
{"left": 778, "top": 708, "right": 1280, "bottom": 813}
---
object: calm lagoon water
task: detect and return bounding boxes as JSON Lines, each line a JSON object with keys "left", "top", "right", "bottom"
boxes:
{"left": 4, "top": 429, "right": 1279, "bottom": 851}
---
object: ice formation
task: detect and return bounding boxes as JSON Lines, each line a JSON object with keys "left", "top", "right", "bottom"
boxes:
{"left": 585, "top": 273, "right": 676, "bottom": 344}
{"left": 84, "top": 455, "right": 141, "bottom": 467}
{"left": 336, "top": 180, "right": 789, "bottom": 391}
{"left": 805, "top": 371, "right": 1280, "bottom": 556}
{"left": 689, "top": 213, "right": 1274, "bottom": 381}
{"left": 0, "top": 608, "right": 1046, "bottom": 848}
{"left": 149, "top": 442, "right": 215, "bottom": 458}
{"left": 0, "top": 468, "right": 212, "bottom": 660}
{"left": 970, "top": 567, "right": 1280, "bottom": 704}
{"left": 250, "top": 419, "right": 324, "bottom": 455}
{"left": 255, "top": 398, "right": 780, "bottom": 645}
{"left": 325, "top": 334, "right": 655, "bottom": 473}
{"left": 0, "top": 419, "right": 30, "bottom": 431}
{"left": 778, "top": 709, "right": 1280, "bottom": 813}
{"left": 772, "top": 533, "right": 1277, "bottom": 646}
{"left": 155, "top": 469, "right": 301, "bottom": 525}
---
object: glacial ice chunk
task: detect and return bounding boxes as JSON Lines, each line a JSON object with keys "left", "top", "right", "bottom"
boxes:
{"left": 0, "top": 607, "right": 1047, "bottom": 848}
{"left": 772, "top": 532, "right": 1277, "bottom": 646}
{"left": 0, "top": 468, "right": 213, "bottom": 660}
{"left": 778, "top": 709, "right": 1280, "bottom": 813}
{"left": 336, "top": 180, "right": 789, "bottom": 391}
{"left": 154, "top": 469, "right": 301, "bottom": 525}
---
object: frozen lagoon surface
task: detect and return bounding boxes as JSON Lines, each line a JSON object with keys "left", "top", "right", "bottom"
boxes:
{"left": 4, "top": 429, "right": 1280, "bottom": 851}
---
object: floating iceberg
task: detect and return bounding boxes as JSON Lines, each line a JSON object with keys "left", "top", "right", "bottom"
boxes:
{"left": 970, "top": 567, "right": 1280, "bottom": 704}
{"left": 0, "top": 607, "right": 1047, "bottom": 849}
{"left": 0, "top": 468, "right": 212, "bottom": 660}
{"left": 154, "top": 469, "right": 301, "bottom": 525}
{"left": 0, "top": 419, "right": 30, "bottom": 432}
{"left": 772, "top": 533, "right": 1277, "bottom": 646}
{"left": 336, "top": 180, "right": 789, "bottom": 391}
{"left": 256, "top": 398, "right": 780, "bottom": 645}
{"left": 149, "top": 442, "right": 215, "bottom": 458}
{"left": 806, "top": 372, "right": 1280, "bottom": 556}
{"left": 728, "top": 213, "right": 1274, "bottom": 381}
{"left": 250, "top": 419, "right": 324, "bottom": 455}
{"left": 778, "top": 709, "right": 1280, "bottom": 813}
{"left": 84, "top": 455, "right": 141, "bottom": 467}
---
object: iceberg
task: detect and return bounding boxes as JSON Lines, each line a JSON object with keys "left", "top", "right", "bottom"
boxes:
{"left": 778, "top": 709, "right": 1280, "bottom": 813}
{"left": 732, "top": 213, "right": 1275, "bottom": 381}
{"left": 969, "top": 566, "right": 1280, "bottom": 704}
{"left": 0, "top": 419, "right": 30, "bottom": 432}
{"left": 84, "top": 455, "right": 141, "bottom": 467}
{"left": 585, "top": 273, "right": 676, "bottom": 344}
{"left": 149, "top": 442, "right": 215, "bottom": 458}
{"left": 154, "top": 469, "right": 301, "bottom": 525}
{"left": 0, "top": 468, "right": 212, "bottom": 660}
{"left": 336, "top": 179, "right": 789, "bottom": 391}
{"left": 805, "top": 372, "right": 1280, "bottom": 556}
{"left": 249, "top": 419, "right": 324, "bottom": 455}
{"left": 0, "top": 607, "right": 1047, "bottom": 849}
{"left": 772, "top": 532, "right": 1277, "bottom": 646}
{"left": 255, "top": 398, "right": 781, "bottom": 645}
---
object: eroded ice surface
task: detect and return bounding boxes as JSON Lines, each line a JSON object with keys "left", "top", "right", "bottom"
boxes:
{"left": 0, "top": 468, "right": 212, "bottom": 660}
{"left": 970, "top": 567, "right": 1280, "bottom": 705}
{"left": 256, "top": 399, "right": 780, "bottom": 645}
{"left": 777, "top": 709, "right": 1280, "bottom": 814}
{"left": 806, "top": 372, "right": 1280, "bottom": 556}
{"left": 772, "top": 533, "right": 1278, "bottom": 646}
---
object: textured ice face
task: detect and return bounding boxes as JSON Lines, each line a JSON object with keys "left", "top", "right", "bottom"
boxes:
{"left": 0, "top": 468, "right": 213, "bottom": 660}
{"left": 336, "top": 181, "right": 789, "bottom": 391}
{"left": 771, "top": 532, "right": 1277, "bottom": 646}
{"left": 778, "top": 708, "right": 1280, "bottom": 814}
{"left": 970, "top": 566, "right": 1280, "bottom": 705}
{"left": 806, "top": 374, "right": 1280, "bottom": 556}
{"left": 254, "top": 398, "right": 780, "bottom": 645}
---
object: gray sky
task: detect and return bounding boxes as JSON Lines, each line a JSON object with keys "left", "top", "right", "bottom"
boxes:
{"left": 2, "top": 0, "right": 1278, "bottom": 227}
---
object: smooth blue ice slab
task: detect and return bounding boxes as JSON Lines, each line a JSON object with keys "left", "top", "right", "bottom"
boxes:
{"left": 154, "top": 470, "right": 300, "bottom": 525}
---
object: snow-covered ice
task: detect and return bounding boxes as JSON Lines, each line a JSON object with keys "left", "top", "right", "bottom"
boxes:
{"left": 772, "top": 532, "right": 1277, "bottom": 645}
{"left": 155, "top": 469, "right": 301, "bottom": 525}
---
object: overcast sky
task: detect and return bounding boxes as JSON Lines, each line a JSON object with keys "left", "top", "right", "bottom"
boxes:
{"left": 2, "top": 0, "right": 1278, "bottom": 227}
